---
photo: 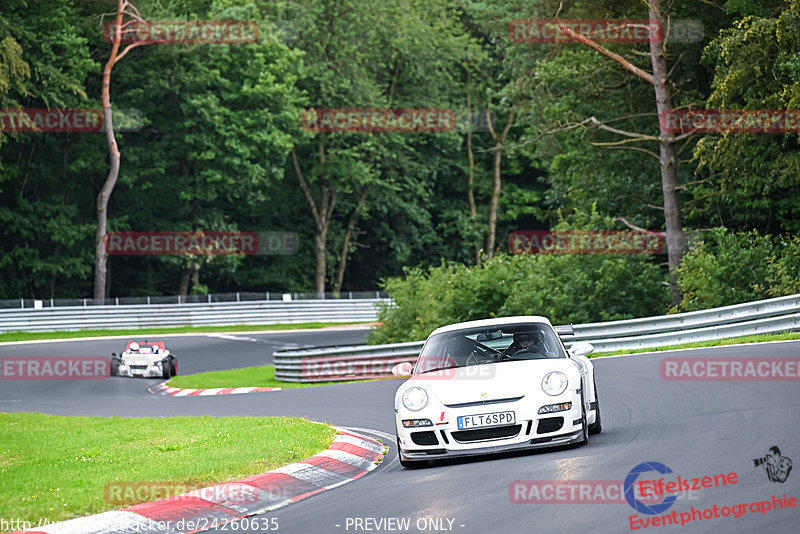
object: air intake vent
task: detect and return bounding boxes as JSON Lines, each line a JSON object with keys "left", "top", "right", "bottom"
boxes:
{"left": 451, "top": 424, "right": 521, "bottom": 443}
{"left": 410, "top": 431, "right": 439, "bottom": 446}
{"left": 537, "top": 417, "right": 564, "bottom": 434}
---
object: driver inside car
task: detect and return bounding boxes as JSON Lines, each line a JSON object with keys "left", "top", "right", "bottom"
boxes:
{"left": 508, "top": 331, "right": 546, "bottom": 357}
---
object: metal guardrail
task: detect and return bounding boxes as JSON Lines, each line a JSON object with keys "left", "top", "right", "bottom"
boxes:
{"left": 273, "top": 293, "right": 800, "bottom": 382}
{"left": 0, "top": 291, "right": 389, "bottom": 309}
{"left": 0, "top": 299, "right": 388, "bottom": 333}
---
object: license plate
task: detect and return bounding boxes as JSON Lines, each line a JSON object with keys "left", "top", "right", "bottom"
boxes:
{"left": 457, "top": 411, "right": 515, "bottom": 430}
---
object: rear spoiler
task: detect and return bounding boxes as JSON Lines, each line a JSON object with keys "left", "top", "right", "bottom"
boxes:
{"left": 554, "top": 324, "right": 574, "bottom": 338}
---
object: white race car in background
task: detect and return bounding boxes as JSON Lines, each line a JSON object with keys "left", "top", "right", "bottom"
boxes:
{"left": 111, "top": 340, "right": 177, "bottom": 378}
{"left": 393, "top": 316, "right": 600, "bottom": 468}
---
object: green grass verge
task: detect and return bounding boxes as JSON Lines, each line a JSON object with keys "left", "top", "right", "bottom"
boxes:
{"left": 0, "top": 412, "right": 336, "bottom": 524}
{"left": 166, "top": 364, "right": 379, "bottom": 389}
{"left": 594, "top": 331, "right": 800, "bottom": 357}
{"left": 0, "top": 322, "right": 371, "bottom": 343}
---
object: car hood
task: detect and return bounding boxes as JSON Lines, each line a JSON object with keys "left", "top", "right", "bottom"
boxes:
{"left": 405, "top": 359, "right": 582, "bottom": 406}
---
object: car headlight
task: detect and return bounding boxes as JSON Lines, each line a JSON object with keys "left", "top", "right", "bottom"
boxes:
{"left": 542, "top": 371, "right": 568, "bottom": 396}
{"left": 402, "top": 387, "right": 428, "bottom": 411}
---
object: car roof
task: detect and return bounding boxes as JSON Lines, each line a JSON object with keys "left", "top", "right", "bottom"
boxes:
{"left": 429, "top": 316, "right": 553, "bottom": 337}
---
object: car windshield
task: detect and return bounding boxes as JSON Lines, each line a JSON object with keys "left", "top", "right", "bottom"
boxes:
{"left": 414, "top": 323, "right": 566, "bottom": 375}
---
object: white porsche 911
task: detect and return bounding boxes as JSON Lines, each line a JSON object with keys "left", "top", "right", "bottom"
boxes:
{"left": 393, "top": 317, "right": 600, "bottom": 467}
{"left": 110, "top": 340, "right": 177, "bottom": 378}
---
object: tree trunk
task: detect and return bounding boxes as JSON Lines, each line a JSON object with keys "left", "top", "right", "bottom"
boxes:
{"left": 94, "top": 53, "right": 121, "bottom": 303}
{"left": 313, "top": 232, "right": 327, "bottom": 296}
{"left": 179, "top": 268, "right": 191, "bottom": 296}
{"left": 484, "top": 110, "right": 515, "bottom": 259}
{"left": 466, "top": 88, "right": 480, "bottom": 264}
{"left": 554, "top": 7, "right": 686, "bottom": 304}
{"left": 292, "top": 142, "right": 335, "bottom": 294}
{"left": 334, "top": 187, "right": 368, "bottom": 293}
{"left": 485, "top": 141, "right": 502, "bottom": 258}
{"left": 649, "top": 0, "right": 685, "bottom": 305}
{"left": 93, "top": 0, "right": 147, "bottom": 303}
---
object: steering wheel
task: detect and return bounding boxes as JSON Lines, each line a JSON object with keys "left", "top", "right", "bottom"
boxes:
{"left": 508, "top": 347, "right": 547, "bottom": 359}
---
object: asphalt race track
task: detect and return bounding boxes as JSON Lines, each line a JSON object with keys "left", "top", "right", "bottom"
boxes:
{"left": 1, "top": 331, "right": 799, "bottom": 534}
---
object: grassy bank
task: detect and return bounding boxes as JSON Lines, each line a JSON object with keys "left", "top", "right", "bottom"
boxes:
{"left": 0, "top": 412, "right": 336, "bottom": 524}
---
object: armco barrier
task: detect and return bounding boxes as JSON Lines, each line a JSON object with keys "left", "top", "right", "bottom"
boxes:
{"left": 273, "top": 294, "right": 800, "bottom": 382}
{"left": 0, "top": 299, "right": 388, "bottom": 333}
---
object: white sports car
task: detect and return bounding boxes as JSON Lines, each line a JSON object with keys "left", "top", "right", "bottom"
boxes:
{"left": 393, "top": 317, "right": 600, "bottom": 467}
{"left": 110, "top": 340, "right": 177, "bottom": 378}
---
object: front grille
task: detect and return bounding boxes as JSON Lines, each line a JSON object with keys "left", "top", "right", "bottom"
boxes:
{"left": 451, "top": 424, "right": 521, "bottom": 443}
{"left": 444, "top": 396, "right": 524, "bottom": 409}
{"left": 130, "top": 365, "right": 148, "bottom": 370}
{"left": 537, "top": 417, "right": 564, "bottom": 434}
{"left": 410, "top": 431, "right": 439, "bottom": 446}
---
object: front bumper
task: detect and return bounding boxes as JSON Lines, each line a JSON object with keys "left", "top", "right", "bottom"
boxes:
{"left": 118, "top": 364, "right": 163, "bottom": 378}
{"left": 398, "top": 429, "right": 584, "bottom": 461}
{"left": 396, "top": 391, "right": 585, "bottom": 460}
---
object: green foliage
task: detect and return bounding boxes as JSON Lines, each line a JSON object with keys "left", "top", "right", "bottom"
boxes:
{"left": 676, "top": 227, "right": 800, "bottom": 310}
{"left": 0, "top": 0, "right": 797, "bottom": 304}
{"left": 694, "top": 0, "right": 800, "bottom": 232}
{"left": 368, "top": 209, "right": 669, "bottom": 343}
{"left": 369, "top": 251, "right": 669, "bottom": 344}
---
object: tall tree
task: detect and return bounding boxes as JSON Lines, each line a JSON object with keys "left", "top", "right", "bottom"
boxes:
{"left": 545, "top": 1, "right": 688, "bottom": 303}
{"left": 94, "top": 0, "right": 149, "bottom": 302}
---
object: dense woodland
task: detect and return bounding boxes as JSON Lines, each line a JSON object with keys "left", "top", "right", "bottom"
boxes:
{"left": 1, "top": 1, "right": 798, "bottom": 325}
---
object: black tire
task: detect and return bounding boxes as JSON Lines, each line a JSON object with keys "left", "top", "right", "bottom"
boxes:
{"left": 397, "top": 437, "right": 427, "bottom": 469}
{"left": 170, "top": 358, "right": 178, "bottom": 377}
{"left": 589, "top": 376, "right": 602, "bottom": 435}
{"left": 110, "top": 357, "right": 120, "bottom": 377}
{"left": 161, "top": 359, "right": 171, "bottom": 379}
{"left": 577, "top": 383, "right": 589, "bottom": 446}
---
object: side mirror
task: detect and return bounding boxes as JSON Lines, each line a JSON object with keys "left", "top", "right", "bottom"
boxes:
{"left": 111, "top": 353, "right": 117, "bottom": 357}
{"left": 391, "top": 362, "right": 414, "bottom": 376}
{"left": 568, "top": 342, "right": 594, "bottom": 357}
